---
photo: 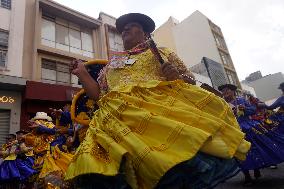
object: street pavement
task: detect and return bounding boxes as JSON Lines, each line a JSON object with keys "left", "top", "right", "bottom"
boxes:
{"left": 216, "top": 163, "right": 284, "bottom": 189}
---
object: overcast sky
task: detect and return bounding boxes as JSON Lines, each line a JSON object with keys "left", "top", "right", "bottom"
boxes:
{"left": 54, "top": 0, "right": 284, "bottom": 80}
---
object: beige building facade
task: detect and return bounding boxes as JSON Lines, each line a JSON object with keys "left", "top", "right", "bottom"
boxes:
{"left": 153, "top": 10, "right": 241, "bottom": 88}
{"left": 20, "top": 0, "right": 113, "bottom": 129}
{"left": 23, "top": 0, "right": 106, "bottom": 83}
{"left": 0, "top": 0, "right": 26, "bottom": 141}
{"left": 0, "top": 0, "right": 114, "bottom": 139}
{"left": 98, "top": 12, "right": 124, "bottom": 56}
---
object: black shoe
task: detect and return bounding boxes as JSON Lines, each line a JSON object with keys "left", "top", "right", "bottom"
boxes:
{"left": 243, "top": 179, "right": 254, "bottom": 187}
{"left": 243, "top": 174, "right": 254, "bottom": 187}
{"left": 254, "top": 170, "right": 261, "bottom": 179}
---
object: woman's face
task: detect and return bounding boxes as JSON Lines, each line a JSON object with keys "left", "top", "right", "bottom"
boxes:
{"left": 221, "top": 88, "right": 235, "bottom": 101}
{"left": 63, "top": 104, "right": 71, "bottom": 112}
{"left": 122, "top": 22, "right": 145, "bottom": 50}
{"left": 6, "top": 136, "right": 15, "bottom": 143}
{"left": 17, "top": 133, "right": 24, "bottom": 141}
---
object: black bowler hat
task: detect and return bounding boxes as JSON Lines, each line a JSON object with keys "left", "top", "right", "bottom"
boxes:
{"left": 116, "top": 13, "right": 155, "bottom": 33}
{"left": 218, "top": 84, "right": 237, "bottom": 91}
{"left": 278, "top": 82, "right": 284, "bottom": 89}
{"left": 16, "top": 130, "right": 27, "bottom": 135}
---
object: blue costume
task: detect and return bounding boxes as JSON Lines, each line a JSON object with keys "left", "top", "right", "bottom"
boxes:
{"left": 232, "top": 97, "right": 284, "bottom": 171}
{"left": 268, "top": 96, "right": 284, "bottom": 126}
{"left": 0, "top": 142, "right": 37, "bottom": 182}
{"left": 36, "top": 111, "right": 73, "bottom": 151}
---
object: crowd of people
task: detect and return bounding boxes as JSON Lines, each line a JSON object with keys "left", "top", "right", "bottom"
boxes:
{"left": 0, "top": 12, "right": 284, "bottom": 189}
{"left": 0, "top": 105, "right": 78, "bottom": 188}
{"left": 218, "top": 82, "right": 284, "bottom": 186}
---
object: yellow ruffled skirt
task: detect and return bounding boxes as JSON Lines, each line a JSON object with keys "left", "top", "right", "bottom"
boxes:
{"left": 65, "top": 80, "right": 250, "bottom": 189}
{"left": 39, "top": 146, "right": 73, "bottom": 178}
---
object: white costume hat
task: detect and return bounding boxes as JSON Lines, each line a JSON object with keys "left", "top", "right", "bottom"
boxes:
{"left": 32, "top": 112, "right": 52, "bottom": 121}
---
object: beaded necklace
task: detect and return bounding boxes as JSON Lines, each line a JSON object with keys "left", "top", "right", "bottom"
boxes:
{"left": 111, "top": 41, "right": 149, "bottom": 56}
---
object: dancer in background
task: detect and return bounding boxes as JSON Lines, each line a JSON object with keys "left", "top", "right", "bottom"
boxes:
{"left": 219, "top": 83, "right": 284, "bottom": 186}
{"left": 25, "top": 112, "right": 73, "bottom": 188}
{"left": 266, "top": 82, "right": 284, "bottom": 127}
{"left": 0, "top": 134, "right": 36, "bottom": 189}
{"left": 15, "top": 130, "right": 37, "bottom": 188}
{"left": 49, "top": 104, "right": 74, "bottom": 152}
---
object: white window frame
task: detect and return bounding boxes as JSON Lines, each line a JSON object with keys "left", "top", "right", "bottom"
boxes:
{"left": 41, "top": 16, "right": 94, "bottom": 58}
{"left": 41, "top": 58, "right": 72, "bottom": 85}
{"left": 0, "top": 30, "right": 9, "bottom": 68}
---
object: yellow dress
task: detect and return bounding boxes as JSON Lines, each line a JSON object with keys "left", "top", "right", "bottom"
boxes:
{"left": 25, "top": 120, "right": 73, "bottom": 179}
{"left": 40, "top": 145, "right": 73, "bottom": 178}
{"left": 65, "top": 48, "right": 250, "bottom": 189}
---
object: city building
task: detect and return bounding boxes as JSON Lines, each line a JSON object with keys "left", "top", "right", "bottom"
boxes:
{"left": 98, "top": 12, "right": 124, "bottom": 56}
{"left": 246, "top": 72, "right": 284, "bottom": 103}
{"left": 190, "top": 57, "right": 228, "bottom": 89}
{"left": 153, "top": 10, "right": 241, "bottom": 88}
{"left": 19, "top": 0, "right": 109, "bottom": 129}
{"left": 0, "top": 0, "right": 109, "bottom": 135}
{"left": 245, "top": 71, "right": 263, "bottom": 82}
{"left": 0, "top": 0, "right": 26, "bottom": 142}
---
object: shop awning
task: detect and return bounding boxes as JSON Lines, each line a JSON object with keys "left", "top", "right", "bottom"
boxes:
{"left": 25, "top": 81, "right": 81, "bottom": 101}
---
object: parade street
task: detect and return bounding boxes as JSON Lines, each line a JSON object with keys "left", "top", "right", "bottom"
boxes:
{"left": 216, "top": 163, "right": 284, "bottom": 189}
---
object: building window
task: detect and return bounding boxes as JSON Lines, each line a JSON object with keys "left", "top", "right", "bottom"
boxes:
{"left": 209, "top": 20, "right": 222, "bottom": 34}
{"left": 0, "top": 30, "right": 8, "bottom": 67}
{"left": 213, "top": 34, "right": 227, "bottom": 50}
{"left": 213, "top": 34, "right": 221, "bottom": 48}
{"left": 108, "top": 30, "right": 123, "bottom": 52}
{"left": 41, "top": 18, "right": 56, "bottom": 47}
{"left": 226, "top": 71, "right": 237, "bottom": 85}
{"left": 220, "top": 51, "right": 230, "bottom": 65}
{"left": 0, "top": 0, "right": 11, "bottom": 9}
{"left": 0, "top": 50, "right": 7, "bottom": 67}
{"left": 41, "top": 58, "right": 77, "bottom": 85}
{"left": 41, "top": 16, "right": 94, "bottom": 58}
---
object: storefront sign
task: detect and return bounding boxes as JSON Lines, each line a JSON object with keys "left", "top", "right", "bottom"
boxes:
{"left": 0, "top": 96, "right": 15, "bottom": 103}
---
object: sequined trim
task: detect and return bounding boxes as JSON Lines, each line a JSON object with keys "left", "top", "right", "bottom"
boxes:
{"left": 152, "top": 124, "right": 185, "bottom": 151}
{"left": 132, "top": 124, "right": 185, "bottom": 169}
{"left": 104, "top": 121, "right": 131, "bottom": 143}
{"left": 102, "top": 113, "right": 112, "bottom": 125}
{"left": 161, "top": 96, "right": 176, "bottom": 116}
{"left": 132, "top": 147, "right": 151, "bottom": 169}
{"left": 195, "top": 93, "right": 215, "bottom": 110}
{"left": 133, "top": 113, "right": 153, "bottom": 134}
{"left": 134, "top": 100, "right": 144, "bottom": 109}
{"left": 72, "top": 141, "right": 111, "bottom": 163}
{"left": 220, "top": 104, "right": 229, "bottom": 119}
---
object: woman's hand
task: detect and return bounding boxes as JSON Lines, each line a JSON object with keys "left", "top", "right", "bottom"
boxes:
{"left": 70, "top": 59, "right": 88, "bottom": 79}
{"left": 28, "top": 120, "right": 40, "bottom": 128}
{"left": 70, "top": 59, "right": 100, "bottom": 100}
{"left": 160, "top": 62, "right": 180, "bottom": 81}
{"left": 49, "top": 108, "right": 62, "bottom": 118}
{"left": 238, "top": 105, "right": 246, "bottom": 110}
{"left": 257, "top": 102, "right": 267, "bottom": 109}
